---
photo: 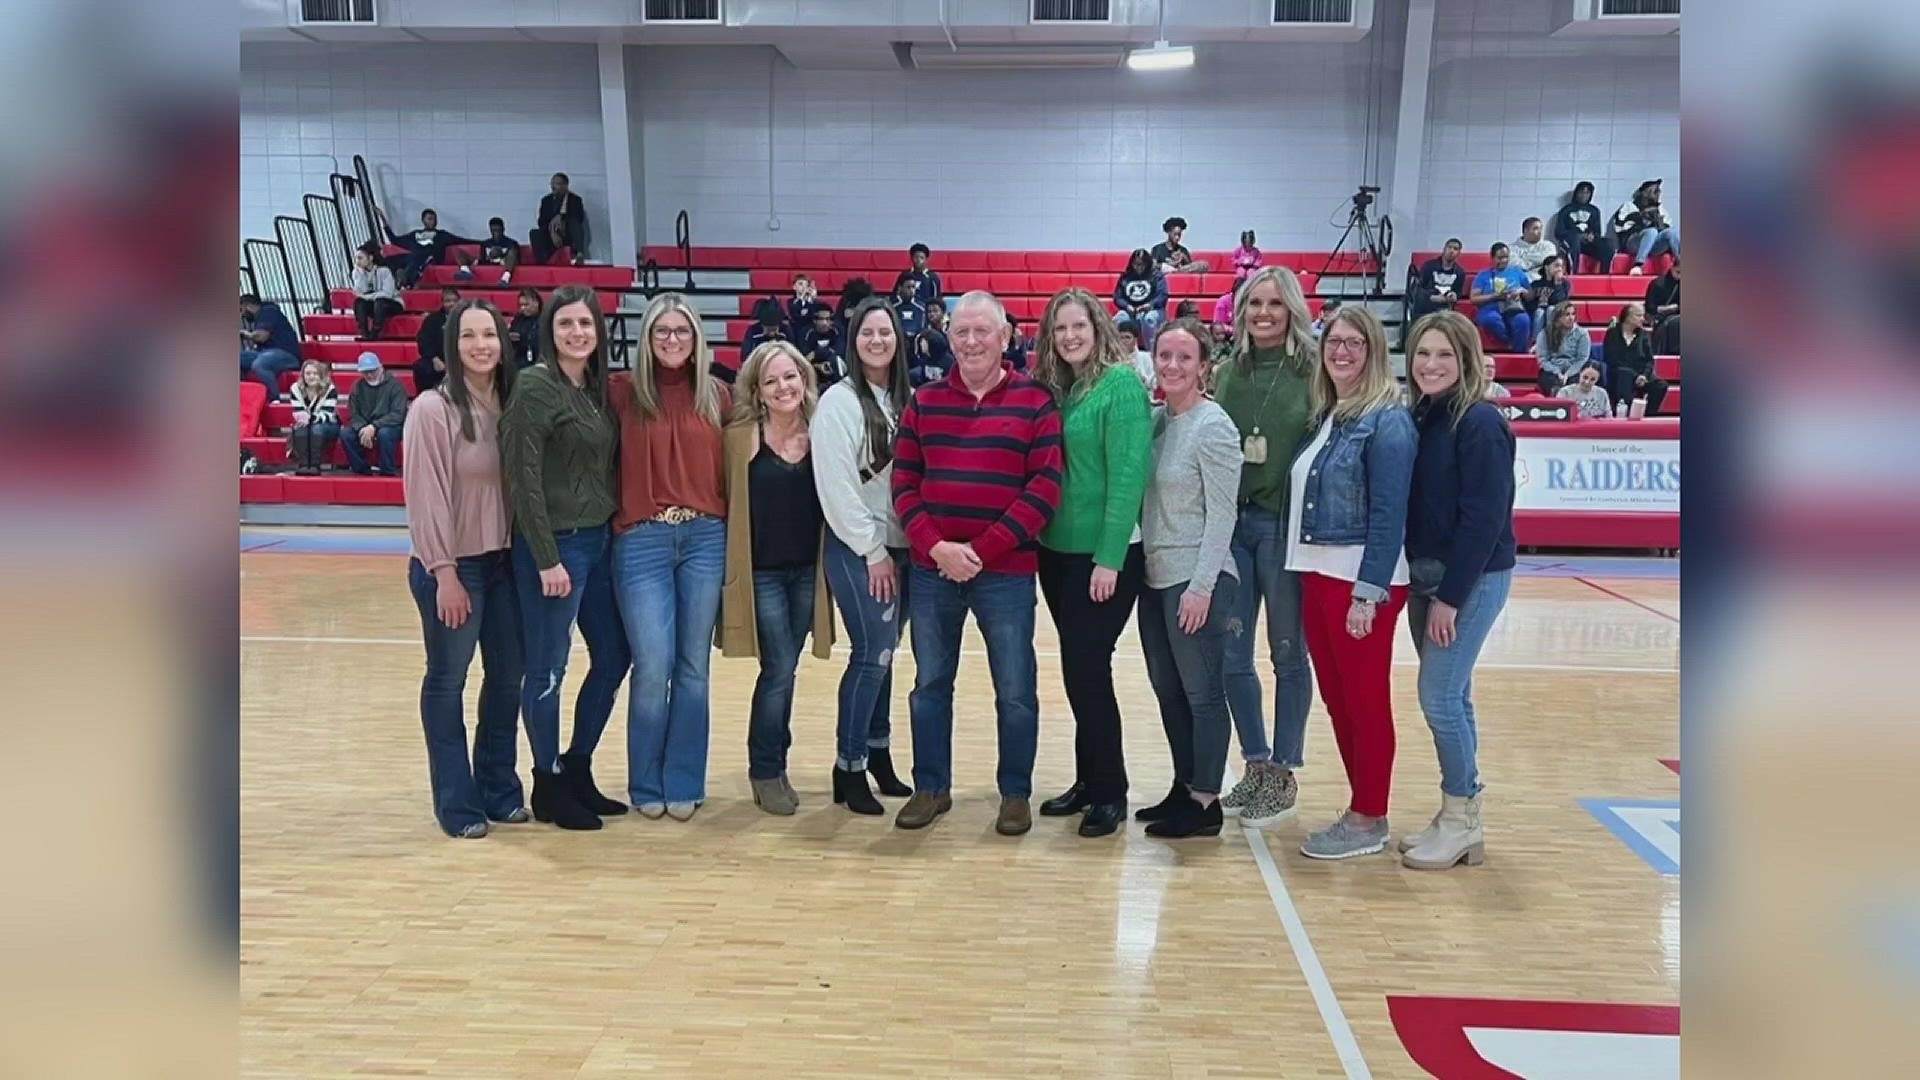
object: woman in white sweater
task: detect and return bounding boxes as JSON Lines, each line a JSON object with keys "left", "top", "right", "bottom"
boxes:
{"left": 811, "top": 297, "right": 916, "bottom": 814}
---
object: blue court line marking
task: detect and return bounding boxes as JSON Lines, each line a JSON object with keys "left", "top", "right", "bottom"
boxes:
{"left": 1578, "top": 797, "right": 1681, "bottom": 875}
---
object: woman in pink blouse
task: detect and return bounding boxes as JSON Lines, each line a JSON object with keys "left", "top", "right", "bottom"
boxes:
{"left": 403, "top": 299, "right": 525, "bottom": 838}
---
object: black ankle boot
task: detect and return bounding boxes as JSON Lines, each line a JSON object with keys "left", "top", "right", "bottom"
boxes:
{"left": 833, "top": 766, "right": 884, "bottom": 815}
{"left": 866, "top": 747, "right": 912, "bottom": 797}
{"left": 1040, "top": 781, "right": 1091, "bottom": 817}
{"left": 1133, "top": 782, "right": 1188, "bottom": 822}
{"left": 560, "top": 751, "right": 628, "bottom": 816}
{"left": 532, "top": 767, "right": 603, "bottom": 830}
{"left": 1145, "top": 797, "right": 1223, "bottom": 839}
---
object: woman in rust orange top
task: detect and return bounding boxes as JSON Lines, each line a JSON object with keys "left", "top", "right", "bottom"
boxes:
{"left": 609, "top": 292, "right": 731, "bottom": 821}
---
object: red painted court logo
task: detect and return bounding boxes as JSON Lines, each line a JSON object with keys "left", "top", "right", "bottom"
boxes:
{"left": 1387, "top": 995, "right": 1678, "bottom": 1078}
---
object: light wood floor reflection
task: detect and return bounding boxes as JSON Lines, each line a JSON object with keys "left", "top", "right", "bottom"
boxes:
{"left": 240, "top": 551, "right": 1680, "bottom": 1079}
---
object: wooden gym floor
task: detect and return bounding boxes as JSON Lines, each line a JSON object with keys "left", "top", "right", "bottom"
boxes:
{"left": 240, "top": 530, "right": 1680, "bottom": 1079}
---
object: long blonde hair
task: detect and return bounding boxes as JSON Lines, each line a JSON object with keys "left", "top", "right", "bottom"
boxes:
{"left": 1405, "top": 310, "right": 1489, "bottom": 427}
{"left": 1310, "top": 306, "right": 1400, "bottom": 422}
{"left": 1032, "top": 287, "right": 1131, "bottom": 402}
{"left": 729, "top": 340, "right": 819, "bottom": 427}
{"left": 1230, "top": 266, "right": 1317, "bottom": 376}
{"left": 293, "top": 359, "right": 332, "bottom": 405}
{"left": 630, "top": 292, "right": 725, "bottom": 428}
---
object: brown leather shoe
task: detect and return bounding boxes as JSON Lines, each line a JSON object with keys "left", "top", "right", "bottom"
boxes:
{"left": 894, "top": 791, "right": 952, "bottom": 830}
{"left": 995, "top": 796, "right": 1033, "bottom": 836}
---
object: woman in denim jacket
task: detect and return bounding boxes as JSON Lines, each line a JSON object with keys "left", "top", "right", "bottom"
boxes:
{"left": 1283, "top": 306, "right": 1416, "bottom": 860}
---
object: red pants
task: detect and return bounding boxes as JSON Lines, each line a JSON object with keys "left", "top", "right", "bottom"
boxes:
{"left": 1300, "top": 572, "right": 1408, "bottom": 818}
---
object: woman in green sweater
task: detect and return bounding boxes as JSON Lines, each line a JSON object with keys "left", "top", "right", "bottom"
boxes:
{"left": 1032, "top": 287, "right": 1154, "bottom": 838}
{"left": 1210, "top": 266, "right": 1320, "bottom": 829}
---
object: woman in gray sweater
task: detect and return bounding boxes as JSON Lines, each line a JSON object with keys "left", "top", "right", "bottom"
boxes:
{"left": 1133, "top": 317, "right": 1245, "bottom": 839}
{"left": 1533, "top": 301, "right": 1593, "bottom": 396}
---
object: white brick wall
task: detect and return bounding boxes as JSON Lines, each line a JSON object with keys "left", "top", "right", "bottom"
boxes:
{"left": 240, "top": 42, "right": 608, "bottom": 258}
{"left": 1416, "top": 0, "right": 1680, "bottom": 251}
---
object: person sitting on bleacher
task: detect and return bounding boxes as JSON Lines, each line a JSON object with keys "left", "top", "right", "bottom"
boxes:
{"left": 1604, "top": 303, "right": 1667, "bottom": 416}
{"left": 1411, "top": 238, "right": 1467, "bottom": 320}
{"left": 1481, "top": 353, "right": 1511, "bottom": 398}
{"left": 1556, "top": 363, "right": 1612, "bottom": 419}
{"left": 241, "top": 293, "right": 303, "bottom": 401}
{"left": 911, "top": 299, "right": 954, "bottom": 387}
{"left": 1312, "top": 298, "right": 1343, "bottom": 336}
{"left": 1613, "top": 178, "right": 1679, "bottom": 275}
{"left": 1114, "top": 248, "right": 1169, "bottom": 346}
{"left": 1553, "top": 180, "right": 1615, "bottom": 275}
{"left": 835, "top": 278, "right": 877, "bottom": 340}
{"left": 414, "top": 287, "right": 460, "bottom": 394}
{"left": 803, "top": 306, "right": 845, "bottom": 387}
{"left": 350, "top": 247, "right": 403, "bottom": 341}
{"left": 343, "top": 351, "right": 408, "bottom": 477}
{"left": 1645, "top": 257, "right": 1680, "bottom": 354}
{"left": 1113, "top": 315, "right": 1154, "bottom": 389}
{"left": 381, "top": 207, "right": 473, "bottom": 289}
{"left": 1003, "top": 312, "right": 1029, "bottom": 373}
{"left": 891, "top": 275, "right": 928, "bottom": 338}
{"left": 1510, "top": 217, "right": 1557, "bottom": 276}
{"left": 286, "top": 359, "right": 341, "bottom": 476}
{"left": 509, "top": 288, "right": 543, "bottom": 369}
{"left": 1535, "top": 301, "right": 1595, "bottom": 397}
{"left": 1151, "top": 216, "right": 1211, "bottom": 274}
{"left": 532, "top": 172, "right": 587, "bottom": 266}
{"left": 893, "top": 243, "right": 942, "bottom": 307}
{"left": 454, "top": 217, "right": 522, "bottom": 284}
{"left": 734, "top": 298, "right": 790, "bottom": 384}
{"left": 1526, "top": 255, "right": 1571, "bottom": 328}
{"left": 1470, "top": 243, "right": 1535, "bottom": 353}
{"left": 788, "top": 274, "right": 827, "bottom": 338}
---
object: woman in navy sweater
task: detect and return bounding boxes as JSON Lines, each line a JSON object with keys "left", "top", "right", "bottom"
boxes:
{"left": 1400, "top": 311, "right": 1517, "bottom": 872}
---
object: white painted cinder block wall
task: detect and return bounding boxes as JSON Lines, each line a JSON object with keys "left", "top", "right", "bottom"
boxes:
{"left": 1416, "top": 0, "right": 1680, "bottom": 251}
{"left": 240, "top": 42, "right": 608, "bottom": 257}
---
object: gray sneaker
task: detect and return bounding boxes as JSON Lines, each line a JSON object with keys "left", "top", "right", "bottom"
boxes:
{"left": 1220, "top": 763, "right": 1266, "bottom": 818}
{"left": 1240, "top": 768, "right": 1299, "bottom": 829}
{"left": 1300, "top": 814, "right": 1389, "bottom": 860}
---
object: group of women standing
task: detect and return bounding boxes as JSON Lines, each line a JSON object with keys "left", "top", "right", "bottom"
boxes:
{"left": 402, "top": 267, "right": 1517, "bottom": 871}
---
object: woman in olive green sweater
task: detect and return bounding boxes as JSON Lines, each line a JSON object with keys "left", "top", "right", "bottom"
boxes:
{"left": 1032, "top": 287, "right": 1154, "bottom": 838}
{"left": 1210, "top": 266, "right": 1319, "bottom": 829}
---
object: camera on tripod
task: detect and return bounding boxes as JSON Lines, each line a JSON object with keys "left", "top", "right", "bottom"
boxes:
{"left": 1351, "top": 185, "right": 1382, "bottom": 213}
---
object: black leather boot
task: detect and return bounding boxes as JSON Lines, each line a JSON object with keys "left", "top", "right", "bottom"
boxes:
{"left": 532, "top": 767, "right": 603, "bottom": 830}
{"left": 1132, "top": 782, "right": 1187, "bottom": 822}
{"left": 833, "top": 766, "right": 884, "bottom": 815}
{"left": 560, "top": 751, "right": 628, "bottom": 816}
{"left": 865, "top": 747, "right": 912, "bottom": 797}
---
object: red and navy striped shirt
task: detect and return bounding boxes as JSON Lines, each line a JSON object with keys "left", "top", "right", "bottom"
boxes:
{"left": 892, "top": 362, "right": 1064, "bottom": 576}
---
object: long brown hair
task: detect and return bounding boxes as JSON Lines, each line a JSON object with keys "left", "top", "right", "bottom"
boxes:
{"left": 1405, "top": 310, "right": 1487, "bottom": 427}
{"left": 630, "top": 292, "right": 725, "bottom": 428}
{"left": 1310, "top": 306, "right": 1400, "bottom": 422}
{"left": 1230, "top": 266, "right": 1318, "bottom": 376}
{"left": 1542, "top": 300, "right": 1579, "bottom": 355}
{"left": 840, "top": 297, "right": 911, "bottom": 474}
{"left": 1032, "top": 287, "right": 1131, "bottom": 402}
{"left": 440, "top": 298, "right": 517, "bottom": 441}
{"left": 537, "top": 284, "right": 608, "bottom": 408}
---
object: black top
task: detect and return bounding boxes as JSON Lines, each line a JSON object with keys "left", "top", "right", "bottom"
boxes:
{"left": 416, "top": 309, "right": 449, "bottom": 363}
{"left": 1150, "top": 240, "right": 1192, "bottom": 269}
{"left": 749, "top": 439, "right": 821, "bottom": 570}
{"left": 1554, "top": 201, "right": 1603, "bottom": 242}
{"left": 538, "top": 191, "right": 587, "bottom": 234}
{"left": 1605, "top": 324, "right": 1655, "bottom": 378}
{"left": 509, "top": 313, "right": 540, "bottom": 367}
{"left": 1645, "top": 273, "right": 1680, "bottom": 322}
{"left": 1417, "top": 258, "right": 1468, "bottom": 303}
{"left": 1406, "top": 396, "right": 1517, "bottom": 609}
{"left": 480, "top": 235, "right": 519, "bottom": 263}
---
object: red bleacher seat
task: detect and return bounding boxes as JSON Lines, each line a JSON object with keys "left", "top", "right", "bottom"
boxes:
{"left": 273, "top": 370, "right": 417, "bottom": 397}
{"left": 280, "top": 475, "right": 341, "bottom": 505}
{"left": 832, "top": 251, "right": 874, "bottom": 271}
{"left": 947, "top": 272, "right": 991, "bottom": 293}
{"left": 990, "top": 272, "right": 1031, "bottom": 294}
{"left": 986, "top": 252, "right": 1026, "bottom": 272}
{"left": 1061, "top": 253, "right": 1106, "bottom": 273}
{"left": 1026, "top": 252, "right": 1068, "bottom": 272}
{"left": 240, "top": 475, "right": 284, "bottom": 502}
{"left": 243, "top": 434, "right": 407, "bottom": 471}
{"left": 1566, "top": 275, "right": 1647, "bottom": 299}
{"left": 1029, "top": 273, "right": 1072, "bottom": 295}
{"left": 1578, "top": 300, "right": 1630, "bottom": 324}
{"left": 306, "top": 341, "right": 414, "bottom": 365}
{"left": 419, "top": 264, "right": 632, "bottom": 289}
{"left": 1655, "top": 355, "right": 1680, "bottom": 381}
{"left": 946, "top": 252, "right": 994, "bottom": 272}
{"left": 240, "top": 383, "right": 267, "bottom": 438}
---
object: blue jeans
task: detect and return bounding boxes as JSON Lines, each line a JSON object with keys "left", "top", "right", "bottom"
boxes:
{"left": 407, "top": 552, "right": 525, "bottom": 835}
{"left": 748, "top": 565, "right": 815, "bottom": 780}
{"left": 1224, "top": 507, "right": 1314, "bottom": 766}
{"left": 511, "top": 524, "right": 629, "bottom": 774}
{"left": 1632, "top": 225, "right": 1679, "bottom": 266}
{"left": 611, "top": 516, "right": 725, "bottom": 805}
{"left": 1137, "top": 573, "right": 1240, "bottom": 796}
{"left": 1476, "top": 306, "right": 1533, "bottom": 352}
{"left": 1406, "top": 568, "right": 1513, "bottom": 798}
{"left": 243, "top": 348, "right": 302, "bottom": 398}
{"left": 822, "top": 534, "right": 908, "bottom": 771}
{"left": 907, "top": 565, "right": 1039, "bottom": 797}
{"left": 342, "top": 425, "right": 401, "bottom": 474}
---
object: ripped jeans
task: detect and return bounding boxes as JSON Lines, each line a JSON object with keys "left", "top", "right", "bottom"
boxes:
{"left": 822, "top": 534, "right": 908, "bottom": 772}
{"left": 1223, "top": 505, "right": 1315, "bottom": 767}
{"left": 511, "top": 524, "right": 630, "bottom": 774}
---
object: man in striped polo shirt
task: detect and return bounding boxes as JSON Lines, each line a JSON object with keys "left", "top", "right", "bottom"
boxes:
{"left": 892, "top": 291, "right": 1064, "bottom": 836}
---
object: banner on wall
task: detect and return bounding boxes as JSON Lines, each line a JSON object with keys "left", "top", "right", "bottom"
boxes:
{"left": 1513, "top": 436, "right": 1680, "bottom": 513}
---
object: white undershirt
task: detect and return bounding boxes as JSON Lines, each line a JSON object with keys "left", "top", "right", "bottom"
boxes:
{"left": 1283, "top": 421, "right": 1410, "bottom": 585}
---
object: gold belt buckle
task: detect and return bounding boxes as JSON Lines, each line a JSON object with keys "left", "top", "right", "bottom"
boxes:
{"left": 651, "top": 505, "right": 700, "bottom": 525}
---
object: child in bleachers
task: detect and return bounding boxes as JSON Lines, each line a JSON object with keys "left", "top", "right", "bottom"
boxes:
{"left": 1526, "top": 255, "right": 1571, "bottom": 328}
{"left": 286, "top": 360, "right": 341, "bottom": 475}
{"left": 1313, "top": 298, "right": 1343, "bottom": 336}
{"left": 380, "top": 207, "right": 472, "bottom": 289}
{"left": 1470, "top": 243, "right": 1535, "bottom": 353}
{"left": 1232, "top": 230, "right": 1261, "bottom": 283}
{"left": 893, "top": 243, "right": 941, "bottom": 307}
{"left": 835, "top": 278, "right": 876, "bottom": 339}
{"left": 787, "top": 274, "right": 827, "bottom": 339}
{"left": 509, "top": 288, "right": 542, "bottom": 368}
{"left": 804, "top": 306, "right": 845, "bottom": 386}
{"left": 891, "top": 275, "right": 928, "bottom": 338}
{"left": 739, "top": 298, "right": 790, "bottom": 376}
{"left": 1002, "top": 312, "right": 1028, "bottom": 372}
{"left": 1114, "top": 249, "right": 1168, "bottom": 346}
{"left": 454, "top": 217, "right": 522, "bottom": 284}
{"left": 1151, "top": 216, "right": 1211, "bottom": 273}
{"left": 1556, "top": 363, "right": 1612, "bottom": 419}
{"left": 1114, "top": 315, "right": 1154, "bottom": 389}
{"left": 1554, "top": 181, "right": 1615, "bottom": 275}
{"left": 910, "top": 299, "right": 953, "bottom": 387}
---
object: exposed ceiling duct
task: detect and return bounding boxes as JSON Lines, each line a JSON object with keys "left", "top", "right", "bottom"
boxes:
{"left": 901, "top": 43, "right": 1126, "bottom": 70}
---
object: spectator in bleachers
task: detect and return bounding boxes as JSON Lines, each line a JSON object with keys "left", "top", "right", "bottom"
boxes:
{"left": 1151, "top": 217, "right": 1211, "bottom": 274}
{"left": 1481, "top": 354, "right": 1510, "bottom": 398}
{"left": 891, "top": 275, "right": 928, "bottom": 338}
{"left": 1175, "top": 300, "right": 1201, "bottom": 321}
{"left": 454, "top": 217, "right": 522, "bottom": 284}
{"left": 1232, "top": 229, "right": 1262, "bottom": 284}
{"left": 1553, "top": 180, "right": 1615, "bottom": 275}
{"left": 508, "top": 288, "right": 543, "bottom": 369}
{"left": 1535, "top": 301, "right": 1593, "bottom": 396}
{"left": 1525, "top": 255, "right": 1571, "bottom": 333}
{"left": 787, "top": 274, "right": 827, "bottom": 339}
{"left": 1509, "top": 217, "right": 1556, "bottom": 276}
{"left": 1613, "top": 178, "right": 1680, "bottom": 275}
{"left": 1411, "top": 238, "right": 1468, "bottom": 321}
{"left": 1313, "top": 298, "right": 1344, "bottom": 336}
{"left": 350, "top": 247, "right": 403, "bottom": 341}
{"left": 802, "top": 306, "right": 845, "bottom": 387}
{"left": 285, "top": 359, "right": 340, "bottom": 476}
{"left": 381, "top": 207, "right": 472, "bottom": 289}
{"left": 893, "top": 243, "right": 942, "bottom": 307}
{"left": 1114, "top": 315, "right": 1154, "bottom": 389}
{"left": 343, "top": 351, "right": 408, "bottom": 477}
{"left": 402, "top": 298, "right": 524, "bottom": 838}
{"left": 1211, "top": 289, "right": 1235, "bottom": 329}
{"left": 1604, "top": 303, "right": 1667, "bottom": 416}
{"left": 911, "top": 299, "right": 954, "bottom": 387}
{"left": 240, "top": 293, "right": 302, "bottom": 401}
{"left": 1470, "top": 243, "right": 1535, "bottom": 353}
{"left": 835, "top": 277, "right": 877, "bottom": 340}
{"left": 1556, "top": 362, "right": 1612, "bottom": 419}
{"left": 1645, "top": 257, "right": 1681, "bottom": 353}
{"left": 414, "top": 287, "right": 461, "bottom": 394}
{"left": 1003, "top": 313, "right": 1029, "bottom": 372}
{"left": 501, "top": 284, "right": 629, "bottom": 830}
{"left": 531, "top": 172, "right": 587, "bottom": 265}
{"left": 1114, "top": 248, "right": 1169, "bottom": 346}
{"left": 738, "top": 297, "right": 790, "bottom": 380}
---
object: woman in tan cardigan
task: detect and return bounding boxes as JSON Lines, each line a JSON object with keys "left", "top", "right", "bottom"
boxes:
{"left": 720, "top": 340, "right": 835, "bottom": 815}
